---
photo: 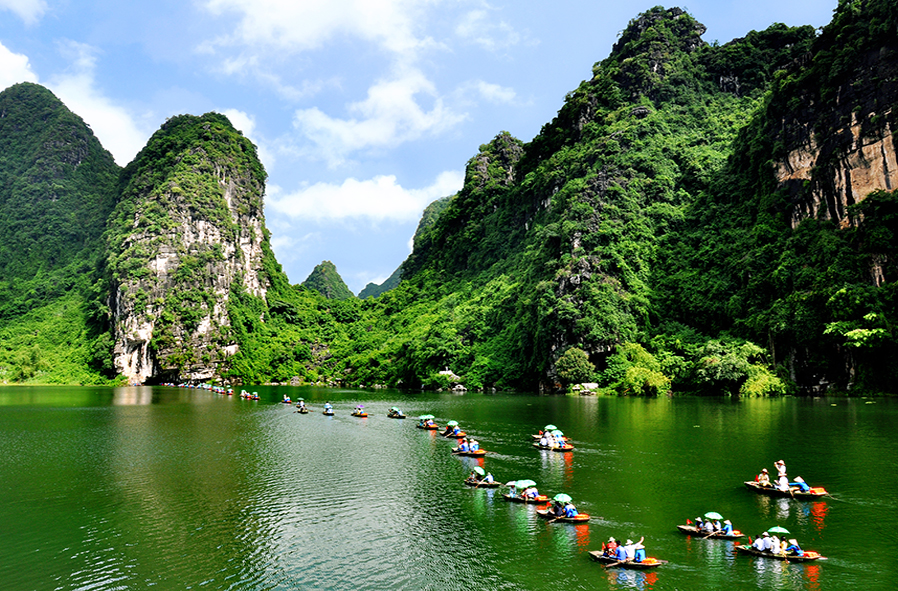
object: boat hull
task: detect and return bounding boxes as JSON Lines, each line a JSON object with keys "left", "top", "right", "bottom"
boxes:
{"left": 676, "top": 525, "right": 743, "bottom": 539}
{"left": 452, "top": 449, "right": 486, "bottom": 457}
{"left": 743, "top": 481, "right": 827, "bottom": 499}
{"left": 503, "top": 494, "right": 550, "bottom": 504}
{"left": 464, "top": 478, "right": 500, "bottom": 488}
{"left": 532, "top": 442, "right": 574, "bottom": 451}
{"left": 588, "top": 552, "right": 667, "bottom": 569}
{"left": 536, "top": 509, "right": 590, "bottom": 523}
{"left": 735, "top": 545, "right": 823, "bottom": 562}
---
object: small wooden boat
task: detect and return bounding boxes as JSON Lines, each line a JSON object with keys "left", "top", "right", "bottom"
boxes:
{"left": 442, "top": 431, "right": 467, "bottom": 438}
{"left": 452, "top": 448, "right": 486, "bottom": 457}
{"left": 503, "top": 494, "right": 550, "bottom": 504}
{"left": 296, "top": 408, "right": 310, "bottom": 414}
{"left": 743, "top": 481, "right": 828, "bottom": 499}
{"left": 281, "top": 398, "right": 292, "bottom": 404}
{"left": 588, "top": 552, "right": 667, "bottom": 569}
{"left": 532, "top": 442, "right": 575, "bottom": 451}
{"left": 734, "top": 545, "right": 824, "bottom": 562}
{"left": 536, "top": 509, "right": 590, "bottom": 523}
{"left": 464, "top": 477, "right": 501, "bottom": 488}
{"left": 387, "top": 413, "right": 406, "bottom": 419}
{"left": 416, "top": 424, "right": 439, "bottom": 430}
{"left": 323, "top": 409, "right": 334, "bottom": 416}
{"left": 351, "top": 411, "right": 368, "bottom": 417}
{"left": 676, "top": 524, "right": 744, "bottom": 539}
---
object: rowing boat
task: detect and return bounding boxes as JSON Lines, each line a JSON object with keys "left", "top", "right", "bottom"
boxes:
{"left": 464, "top": 477, "right": 501, "bottom": 488}
{"left": 531, "top": 434, "right": 570, "bottom": 442}
{"left": 676, "top": 524, "right": 744, "bottom": 539}
{"left": 323, "top": 409, "right": 334, "bottom": 416}
{"left": 442, "top": 431, "right": 467, "bottom": 438}
{"left": 416, "top": 424, "right": 439, "bottom": 430}
{"left": 536, "top": 509, "right": 590, "bottom": 523}
{"left": 452, "top": 448, "right": 486, "bottom": 457}
{"left": 735, "top": 545, "right": 824, "bottom": 562}
{"left": 503, "top": 493, "right": 550, "bottom": 504}
{"left": 296, "top": 408, "right": 309, "bottom": 414}
{"left": 532, "top": 442, "right": 575, "bottom": 451}
{"left": 743, "top": 481, "right": 828, "bottom": 499}
{"left": 387, "top": 413, "right": 406, "bottom": 419}
{"left": 588, "top": 552, "right": 667, "bottom": 569}
{"left": 351, "top": 411, "right": 368, "bottom": 418}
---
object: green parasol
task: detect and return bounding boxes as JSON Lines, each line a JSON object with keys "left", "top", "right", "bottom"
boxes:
{"left": 544, "top": 424, "right": 558, "bottom": 431}
{"left": 553, "top": 493, "right": 573, "bottom": 503}
{"left": 767, "top": 526, "right": 790, "bottom": 534}
{"left": 514, "top": 479, "right": 537, "bottom": 489}
{"left": 704, "top": 511, "right": 724, "bottom": 520}
{"left": 418, "top": 414, "right": 435, "bottom": 420}
{"left": 472, "top": 466, "right": 486, "bottom": 476}
{"left": 446, "top": 420, "right": 459, "bottom": 426}
{"left": 550, "top": 430, "right": 564, "bottom": 437}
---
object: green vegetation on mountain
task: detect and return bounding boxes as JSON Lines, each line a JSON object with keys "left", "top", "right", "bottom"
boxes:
{"left": 0, "top": 83, "right": 120, "bottom": 384}
{"left": 358, "top": 266, "right": 401, "bottom": 299}
{"left": 656, "top": 0, "right": 898, "bottom": 393}
{"left": 1, "top": 2, "right": 894, "bottom": 394}
{"left": 301, "top": 261, "right": 354, "bottom": 300}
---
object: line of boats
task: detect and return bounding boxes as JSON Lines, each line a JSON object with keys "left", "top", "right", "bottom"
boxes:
{"left": 200, "top": 388, "right": 832, "bottom": 571}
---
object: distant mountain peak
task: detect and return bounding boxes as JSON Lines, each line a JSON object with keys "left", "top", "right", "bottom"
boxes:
{"left": 302, "top": 260, "right": 354, "bottom": 300}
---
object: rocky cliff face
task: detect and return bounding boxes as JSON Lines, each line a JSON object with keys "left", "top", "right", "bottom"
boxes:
{"left": 106, "top": 113, "right": 269, "bottom": 384}
{"left": 768, "top": 8, "right": 898, "bottom": 229}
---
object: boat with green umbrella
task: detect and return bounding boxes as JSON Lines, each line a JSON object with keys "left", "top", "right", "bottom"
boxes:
{"left": 531, "top": 425, "right": 570, "bottom": 442}
{"left": 442, "top": 420, "right": 466, "bottom": 438}
{"left": 537, "top": 493, "right": 590, "bottom": 523}
{"left": 294, "top": 398, "right": 309, "bottom": 413}
{"left": 464, "top": 466, "right": 499, "bottom": 488}
{"left": 387, "top": 407, "right": 405, "bottom": 419}
{"left": 503, "top": 479, "right": 549, "bottom": 504}
{"left": 677, "top": 513, "right": 744, "bottom": 538}
{"left": 416, "top": 415, "right": 439, "bottom": 430}
{"left": 534, "top": 429, "right": 574, "bottom": 451}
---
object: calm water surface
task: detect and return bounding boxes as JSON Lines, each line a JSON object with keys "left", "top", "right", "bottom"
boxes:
{"left": 0, "top": 386, "right": 895, "bottom": 590}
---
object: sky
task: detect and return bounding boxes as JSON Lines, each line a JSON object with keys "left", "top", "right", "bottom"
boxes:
{"left": 0, "top": 0, "right": 838, "bottom": 294}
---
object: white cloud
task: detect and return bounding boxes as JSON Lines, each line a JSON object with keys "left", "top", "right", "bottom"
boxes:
{"left": 0, "top": 40, "right": 38, "bottom": 90}
{"left": 221, "top": 108, "right": 255, "bottom": 137}
{"left": 203, "top": 0, "right": 429, "bottom": 56}
{"left": 456, "top": 7, "right": 522, "bottom": 51}
{"left": 294, "top": 68, "right": 466, "bottom": 166}
{"left": 460, "top": 79, "right": 517, "bottom": 104}
{"left": 48, "top": 41, "right": 149, "bottom": 166}
{"left": 0, "top": 0, "right": 47, "bottom": 25}
{"left": 269, "top": 169, "right": 463, "bottom": 222}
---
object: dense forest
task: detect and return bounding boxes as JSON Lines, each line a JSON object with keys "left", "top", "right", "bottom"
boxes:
{"left": 0, "top": 1, "right": 895, "bottom": 394}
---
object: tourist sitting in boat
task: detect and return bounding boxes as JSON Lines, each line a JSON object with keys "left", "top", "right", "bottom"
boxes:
{"left": 713, "top": 519, "right": 722, "bottom": 532}
{"left": 615, "top": 542, "right": 628, "bottom": 561}
{"left": 563, "top": 502, "right": 579, "bottom": 518}
{"left": 722, "top": 520, "right": 734, "bottom": 535}
{"left": 469, "top": 470, "right": 483, "bottom": 482}
{"left": 785, "top": 538, "right": 804, "bottom": 557}
{"left": 623, "top": 537, "right": 644, "bottom": 561}
{"left": 388, "top": 407, "right": 402, "bottom": 417}
{"left": 775, "top": 474, "right": 790, "bottom": 491}
{"left": 483, "top": 472, "right": 494, "bottom": 484}
{"left": 552, "top": 500, "right": 565, "bottom": 517}
{"left": 426, "top": 418, "right": 436, "bottom": 427}
{"left": 469, "top": 439, "right": 480, "bottom": 451}
{"left": 324, "top": 402, "right": 333, "bottom": 412}
{"left": 701, "top": 518, "right": 715, "bottom": 534}
{"left": 522, "top": 486, "right": 540, "bottom": 499}
{"left": 282, "top": 395, "right": 291, "bottom": 403}
{"left": 605, "top": 537, "right": 619, "bottom": 557}
{"left": 756, "top": 468, "right": 771, "bottom": 486}
{"left": 752, "top": 532, "right": 768, "bottom": 551}
{"left": 632, "top": 539, "right": 646, "bottom": 563}
{"left": 456, "top": 439, "right": 470, "bottom": 452}
{"left": 297, "top": 400, "right": 306, "bottom": 410}
{"left": 790, "top": 476, "right": 810, "bottom": 492}
{"left": 539, "top": 434, "right": 550, "bottom": 447}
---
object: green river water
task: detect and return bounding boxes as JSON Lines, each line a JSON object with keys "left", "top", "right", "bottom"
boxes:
{"left": 0, "top": 386, "right": 895, "bottom": 590}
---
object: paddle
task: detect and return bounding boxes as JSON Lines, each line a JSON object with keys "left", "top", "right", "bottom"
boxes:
{"left": 603, "top": 560, "right": 623, "bottom": 569}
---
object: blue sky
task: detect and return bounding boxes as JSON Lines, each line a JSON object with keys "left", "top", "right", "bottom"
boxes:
{"left": 1, "top": 0, "right": 837, "bottom": 294}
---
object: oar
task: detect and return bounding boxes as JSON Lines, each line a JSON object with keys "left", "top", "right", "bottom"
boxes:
{"left": 603, "top": 560, "right": 623, "bottom": 569}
